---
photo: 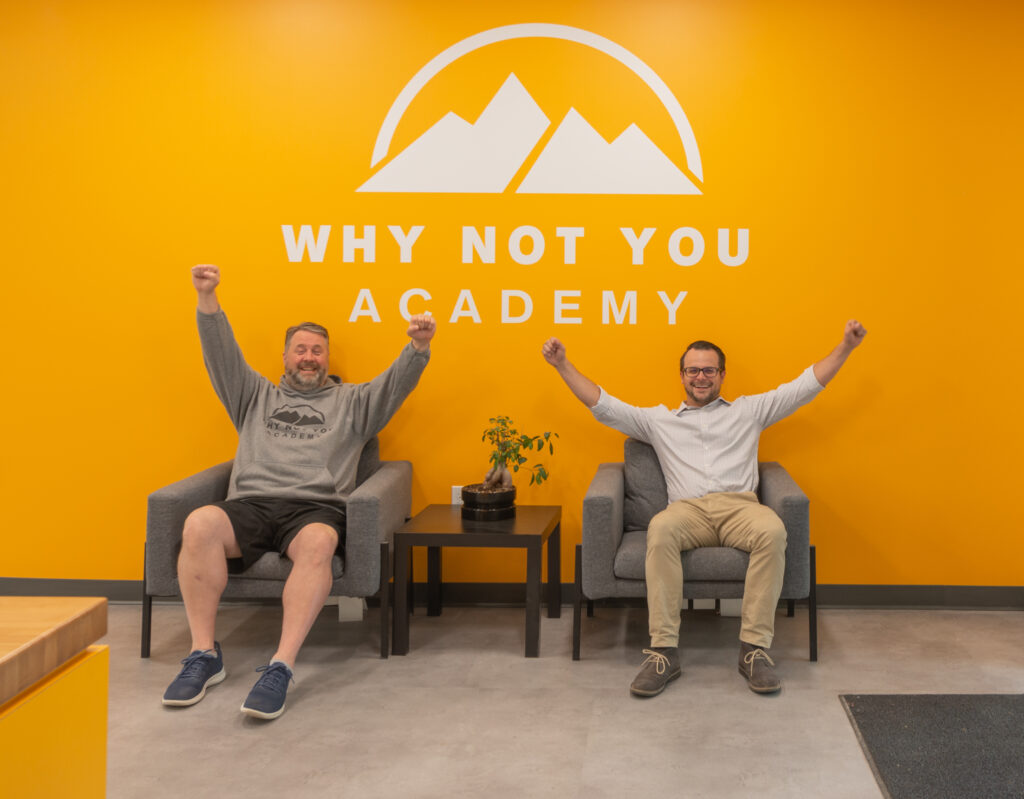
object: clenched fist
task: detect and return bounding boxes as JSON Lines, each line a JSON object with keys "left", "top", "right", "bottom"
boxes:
{"left": 541, "top": 337, "right": 566, "bottom": 367}
{"left": 407, "top": 312, "right": 436, "bottom": 352}
{"left": 192, "top": 264, "right": 220, "bottom": 295}
{"left": 843, "top": 319, "right": 867, "bottom": 349}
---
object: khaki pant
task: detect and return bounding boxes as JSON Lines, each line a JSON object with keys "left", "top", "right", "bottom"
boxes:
{"left": 646, "top": 492, "right": 786, "bottom": 649}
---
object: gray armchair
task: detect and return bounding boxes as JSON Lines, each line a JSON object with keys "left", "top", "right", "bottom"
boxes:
{"left": 573, "top": 438, "right": 817, "bottom": 661}
{"left": 142, "top": 437, "right": 410, "bottom": 659}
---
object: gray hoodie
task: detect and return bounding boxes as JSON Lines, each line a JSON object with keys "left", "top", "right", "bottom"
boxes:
{"left": 198, "top": 310, "right": 429, "bottom": 503}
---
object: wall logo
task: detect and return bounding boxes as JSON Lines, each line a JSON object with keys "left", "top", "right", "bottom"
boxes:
{"left": 358, "top": 24, "right": 703, "bottom": 195}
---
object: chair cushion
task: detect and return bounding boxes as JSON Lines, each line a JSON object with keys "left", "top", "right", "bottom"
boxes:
{"left": 623, "top": 438, "right": 668, "bottom": 531}
{"left": 613, "top": 530, "right": 751, "bottom": 582}
{"left": 612, "top": 530, "right": 649, "bottom": 578}
{"left": 684, "top": 548, "right": 750, "bottom": 581}
{"left": 232, "top": 553, "right": 345, "bottom": 581}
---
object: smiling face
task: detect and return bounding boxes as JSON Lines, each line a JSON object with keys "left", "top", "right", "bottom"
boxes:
{"left": 680, "top": 348, "right": 725, "bottom": 407}
{"left": 283, "top": 330, "right": 329, "bottom": 392}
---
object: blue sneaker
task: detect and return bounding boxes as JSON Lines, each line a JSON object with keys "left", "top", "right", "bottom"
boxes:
{"left": 240, "top": 661, "right": 294, "bottom": 720}
{"left": 162, "top": 642, "right": 226, "bottom": 706}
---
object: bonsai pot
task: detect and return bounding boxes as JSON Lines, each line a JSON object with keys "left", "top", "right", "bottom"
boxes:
{"left": 461, "top": 483, "right": 516, "bottom": 521}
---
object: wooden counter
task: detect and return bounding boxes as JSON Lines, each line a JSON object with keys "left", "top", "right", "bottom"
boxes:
{"left": 0, "top": 596, "right": 108, "bottom": 706}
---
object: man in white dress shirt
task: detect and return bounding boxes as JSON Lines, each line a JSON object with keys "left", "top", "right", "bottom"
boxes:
{"left": 542, "top": 321, "right": 867, "bottom": 697}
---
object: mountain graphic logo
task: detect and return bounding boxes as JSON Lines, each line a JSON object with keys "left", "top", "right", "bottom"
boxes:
{"left": 359, "top": 24, "right": 703, "bottom": 196}
{"left": 269, "top": 404, "right": 326, "bottom": 427}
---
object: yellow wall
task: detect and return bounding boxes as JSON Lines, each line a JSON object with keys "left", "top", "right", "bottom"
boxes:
{"left": 2, "top": 1, "right": 1021, "bottom": 585}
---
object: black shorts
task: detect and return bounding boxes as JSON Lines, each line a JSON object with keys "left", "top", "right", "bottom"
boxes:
{"left": 212, "top": 497, "right": 347, "bottom": 573}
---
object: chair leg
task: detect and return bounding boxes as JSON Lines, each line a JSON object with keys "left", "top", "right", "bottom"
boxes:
{"left": 809, "top": 545, "right": 818, "bottom": 662}
{"left": 379, "top": 541, "right": 390, "bottom": 659}
{"left": 572, "top": 545, "right": 583, "bottom": 661}
{"left": 787, "top": 599, "right": 795, "bottom": 617}
{"left": 141, "top": 591, "right": 152, "bottom": 658}
{"left": 141, "top": 547, "right": 152, "bottom": 658}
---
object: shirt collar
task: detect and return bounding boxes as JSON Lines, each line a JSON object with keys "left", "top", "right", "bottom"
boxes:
{"left": 674, "top": 396, "right": 731, "bottom": 415}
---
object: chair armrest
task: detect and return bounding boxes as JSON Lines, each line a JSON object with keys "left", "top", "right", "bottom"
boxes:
{"left": 758, "top": 461, "right": 810, "bottom": 597}
{"left": 145, "top": 460, "right": 233, "bottom": 595}
{"left": 343, "top": 460, "right": 412, "bottom": 595}
{"left": 581, "top": 462, "right": 626, "bottom": 599}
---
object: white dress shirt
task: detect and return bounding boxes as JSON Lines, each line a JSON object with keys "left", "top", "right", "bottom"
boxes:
{"left": 591, "top": 366, "right": 824, "bottom": 502}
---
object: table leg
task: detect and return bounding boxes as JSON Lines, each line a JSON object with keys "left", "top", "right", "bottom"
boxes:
{"left": 379, "top": 541, "right": 389, "bottom": 659}
{"left": 546, "top": 523, "right": 561, "bottom": 619}
{"left": 392, "top": 539, "right": 410, "bottom": 655}
{"left": 525, "top": 540, "right": 541, "bottom": 657}
{"left": 406, "top": 543, "right": 415, "bottom": 616}
{"left": 427, "top": 545, "right": 442, "bottom": 616}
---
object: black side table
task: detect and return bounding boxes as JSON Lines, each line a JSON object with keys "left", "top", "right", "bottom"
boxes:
{"left": 392, "top": 504, "right": 561, "bottom": 657}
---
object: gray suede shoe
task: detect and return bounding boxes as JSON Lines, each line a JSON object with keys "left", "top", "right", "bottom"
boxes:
{"left": 629, "top": 647, "right": 681, "bottom": 697}
{"left": 738, "top": 641, "right": 781, "bottom": 694}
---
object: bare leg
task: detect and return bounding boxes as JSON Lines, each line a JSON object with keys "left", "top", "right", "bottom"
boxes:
{"left": 177, "top": 505, "right": 241, "bottom": 652}
{"left": 272, "top": 523, "right": 339, "bottom": 668}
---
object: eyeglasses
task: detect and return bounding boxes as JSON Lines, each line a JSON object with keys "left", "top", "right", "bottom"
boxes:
{"left": 682, "top": 367, "right": 722, "bottom": 378}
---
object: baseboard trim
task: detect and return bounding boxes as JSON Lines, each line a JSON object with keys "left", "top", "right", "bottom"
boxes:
{"left": 0, "top": 577, "right": 144, "bottom": 602}
{"left": 2, "top": 578, "right": 1021, "bottom": 609}
{"left": 816, "top": 584, "right": 1024, "bottom": 609}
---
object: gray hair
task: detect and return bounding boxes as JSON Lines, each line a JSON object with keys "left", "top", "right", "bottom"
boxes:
{"left": 284, "top": 322, "right": 330, "bottom": 351}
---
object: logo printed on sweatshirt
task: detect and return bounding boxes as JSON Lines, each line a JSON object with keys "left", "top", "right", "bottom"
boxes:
{"left": 269, "top": 404, "right": 326, "bottom": 427}
{"left": 266, "top": 404, "right": 330, "bottom": 440}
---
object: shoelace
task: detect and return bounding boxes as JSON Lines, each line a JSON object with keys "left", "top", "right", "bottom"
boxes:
{"left": 640, "top": 648, "right": 671, "bottom": 675}
{"left": 743, "top": 648, "right": 775, "bottom": 669}
{"left": 253, "top": 663, "right": 294, "bottom": 692}
{"left": 177, "top": 649, "right": 216, "bottom": 678}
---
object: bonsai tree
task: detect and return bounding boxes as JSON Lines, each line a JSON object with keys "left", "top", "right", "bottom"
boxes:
{"left": 480, "top": 415, "right": 558, "bottom": 489}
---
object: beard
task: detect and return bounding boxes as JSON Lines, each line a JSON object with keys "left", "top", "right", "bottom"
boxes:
{"left": 684, "top": 382, "right": 720, "bottom": 407}
{"left": 285, "top": 363, "right": 327, "bottom": 392}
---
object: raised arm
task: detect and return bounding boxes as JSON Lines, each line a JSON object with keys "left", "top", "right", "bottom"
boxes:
{"left": 191, "top": 264, "right": 262, "bottom": 428}
{"left": 346, "top": 314, "right": 433, "bottom": 438}
{"left": 192, "top": 264, "right": 221, "bottom": 314}
{"left": 813, "top": 319, "right": 867, "bottom": 386}
{"left": 542, "top": 337, "right": 600, "bottom": 408}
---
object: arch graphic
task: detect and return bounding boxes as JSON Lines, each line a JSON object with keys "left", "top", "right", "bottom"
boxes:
{"left": 368, "top": 23, "right": 703, "bottom": 184}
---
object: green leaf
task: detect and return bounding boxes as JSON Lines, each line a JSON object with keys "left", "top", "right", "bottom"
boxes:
{"left": 480, "top": 414, "right": 557, "bottom": 486}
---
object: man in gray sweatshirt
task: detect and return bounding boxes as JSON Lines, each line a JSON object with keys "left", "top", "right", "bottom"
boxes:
{"left": 163, "top": 264, "right": 435, "bottom": 719}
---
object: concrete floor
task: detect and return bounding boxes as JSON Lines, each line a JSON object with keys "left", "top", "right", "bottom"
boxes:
{"left": 103, "top": 603, "right": 1024, "bottom": 799}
